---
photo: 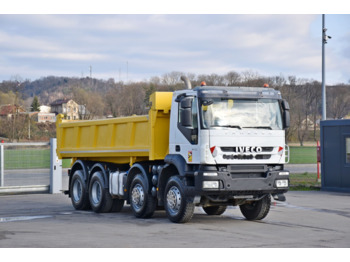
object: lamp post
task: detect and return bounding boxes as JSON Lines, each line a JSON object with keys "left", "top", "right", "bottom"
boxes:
{"left": 322, "top": 14, "right": 331, "bottom": 121}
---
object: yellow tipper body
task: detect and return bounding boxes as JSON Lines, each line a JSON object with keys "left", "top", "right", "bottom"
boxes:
{"left": 56, "top": 92, "right": 173, "bottom": 166}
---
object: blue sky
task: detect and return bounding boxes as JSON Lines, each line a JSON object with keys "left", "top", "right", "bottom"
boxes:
{"left": 1, "top": 1, "right": 350, "bottom": 85}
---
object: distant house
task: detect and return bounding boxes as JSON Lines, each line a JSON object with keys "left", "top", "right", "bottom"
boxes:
{"left": 50, "top": 98, "right": 80, "bottom": 120}
{"left": 0, "top": 104, "right": 26, "bottom": 119}
{"left": 301, "top": 117, "right": 316, "bottom": 130}
{"left": 39, "top": 105, "right": 51, "bottom": 113}
{"left": 37, "top": 113, "right": 56, "bottom": 123}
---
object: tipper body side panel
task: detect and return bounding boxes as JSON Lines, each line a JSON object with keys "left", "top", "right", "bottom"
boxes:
{"left": 56, "top": 92, "right": 172, "bottom": 165}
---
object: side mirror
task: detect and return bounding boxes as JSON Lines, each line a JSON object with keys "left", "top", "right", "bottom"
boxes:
{"left": 180, "top": 97, "right": 192, "bottom": 109}
{"left": 181, "top": 108, "right": 192, "bottom": 127}
{"left": 281, "top": 100, "right": 290, "bottom": 129}
{"left": 283, "top": 110, "right": 290, "bottom": 129}
{"left": 180, "top": 97, "right": 193, "bottom": 127}
{"left": 282, "top": 99, "right": 290, "bottom": 110}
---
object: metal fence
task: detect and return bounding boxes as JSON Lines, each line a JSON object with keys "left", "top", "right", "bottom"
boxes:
{"left": 287, "top": 145, "right": 320, "bottom": 188}
{"left": 0, "top": 141, "right": 320, "bottom": 194}
{"left": 0, "top": 139, "right": 62, "bottom": 194}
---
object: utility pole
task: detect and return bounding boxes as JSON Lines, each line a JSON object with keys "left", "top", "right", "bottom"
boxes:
{"left": 322, "top": 14, "right": 331, "bottom": 121}
{"left": 126, "top": 61, "right": 129, "bottom": 83}
{"left": 90, "top": 65, "right": 93, "bottom": 89}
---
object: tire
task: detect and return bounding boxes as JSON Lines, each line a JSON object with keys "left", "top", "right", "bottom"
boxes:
{"left": 111, "top": 199, "right": 125, "bottom": 212}
{"left": 164, "top": 176, "right": 195, "bottom": 223}
{"left": 129, "top": 174, "right": 156, "bottom": 218}
{"left": 239, "top": 194, "right": 271, "bottom": 220}
{"left": 89, "top": 171, "right": 114, "bottom": 213}
{"left": 70, "top": 170, "right": 90, "bottom": 210}
{"left": 202, "top": 205, "right": 227, "bottom": 216}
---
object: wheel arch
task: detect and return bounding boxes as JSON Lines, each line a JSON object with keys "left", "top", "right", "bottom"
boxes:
{"left": 164, "top": 154, "right": 187, "bottom": 177}
{"left": 157, "top": 154, "right": 187, "bottom": 206}
{"left": 89, "top": 163, "right": 109, "bottom": 189}
{"left": 157, "top": 163, "right": 179, "bottom": 206}
{"left": 125, "top": 163, "right": 151, "bottom": 202}
{"left": 68, "top": 160, "right": 89, "bottom": 197}
{"left": 70, "top": 160, "right": 89, "bottom": 180}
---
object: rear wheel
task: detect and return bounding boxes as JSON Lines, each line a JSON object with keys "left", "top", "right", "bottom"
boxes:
{"left": 89, "top": 171, "right": 114, "bottom": 213}
{"left": 70, "top": 170, "right": 90, "bottom": 210}
{"left": 129, "top": 174, "right": 156, "bottom": 218}
{"left": 164, "top": 176, "right": 194, "bottom": 223}
{"left": 202, "top": 205, "right": 227, "bottom": 216}
{"left": 239, "top": 194, "right": 271, "bottom": 220}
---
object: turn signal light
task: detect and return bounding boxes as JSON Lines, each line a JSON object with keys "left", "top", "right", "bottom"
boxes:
{"left": 210, "top": 146, "right": 216, "bottom": 154}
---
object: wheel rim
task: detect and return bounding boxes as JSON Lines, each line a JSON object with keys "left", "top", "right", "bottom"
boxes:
{"left": 166, "top": 186, "right": 181, "bottom": 215}
{"left": 131, "top": 184, "right": 145, "bottom": 212}
{"left": 72, "top": 179, "right": 83, "bottom": 203}
{"left": 91, "top": 181, "right": 102, "bottom": 205}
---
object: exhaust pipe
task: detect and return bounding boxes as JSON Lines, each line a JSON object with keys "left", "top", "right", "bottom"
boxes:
{"left": 181, "top": 76, "right": 192, "bottom": 90}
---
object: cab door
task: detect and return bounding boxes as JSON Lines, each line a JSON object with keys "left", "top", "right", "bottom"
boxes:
{"left": 169, "top": 94, "right": 200, "bottom": 164}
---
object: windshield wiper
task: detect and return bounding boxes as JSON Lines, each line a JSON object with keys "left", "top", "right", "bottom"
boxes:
{"left": 243, "top": 126, "right": 273, "bottom": 130}
{"left": 211, "top": 125, "right": 242, "bottom": 129}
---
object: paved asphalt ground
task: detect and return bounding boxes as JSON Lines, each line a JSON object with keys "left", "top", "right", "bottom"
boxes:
{"left": 1, "top": 189, "right": 350, "bottom": 248}
{"left": 1, "top": 164, "right": 348, "bottom": 249}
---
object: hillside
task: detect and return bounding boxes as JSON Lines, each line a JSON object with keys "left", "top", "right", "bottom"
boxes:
{"left": 1, "top": 72, "right": 350, "bottom": 144}
{"left": 22, "top": 76, "right": 117, "bottom": 105}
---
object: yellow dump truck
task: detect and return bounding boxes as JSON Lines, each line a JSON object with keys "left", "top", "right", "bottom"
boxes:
{"left": 57, "top": 76, "right": 291, "bottom": 223}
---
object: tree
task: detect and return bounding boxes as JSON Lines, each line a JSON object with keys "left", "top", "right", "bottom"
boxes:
{"left": 225, "top": 71, "right": 241, "bottom": 86}
{"left": 161, "top": 71, "right": 184, "bottom": 87}
{"left": 71, "top": 87, "right": 104, "bottom": 120}
{"left": 31, "top": 96, "right": 40, "bottom": 111}
{"left": 0, "top": 90, "right": 17, "bottom": 105}
{"left": 327, "top": 85, "right": 350, "bottom": 119}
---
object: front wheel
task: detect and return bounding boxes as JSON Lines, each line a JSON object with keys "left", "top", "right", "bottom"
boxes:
{"left": 129, "top": 174, "right": 156, "bottom": 218}
{"left": 239, "top": 194, "right": 271, "bottom": 220}
{"left": 164, "top": 176, "right": 194, "bottom": 223}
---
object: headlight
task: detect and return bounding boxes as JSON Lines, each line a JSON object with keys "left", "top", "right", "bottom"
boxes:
{"left": 276, "top": 179, "right": 289, "bottom": 188}
{"left": 203, "top": 181, "right": 219, "bottom": 189}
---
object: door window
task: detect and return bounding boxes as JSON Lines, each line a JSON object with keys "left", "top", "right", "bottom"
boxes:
{"left": 346, "top": 137, "right": 350, "bottom": 163}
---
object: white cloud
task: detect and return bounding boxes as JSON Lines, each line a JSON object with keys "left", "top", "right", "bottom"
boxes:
{"left": 0, "top": 14, "right": 349, "bottom": 84}
{"left": 12, "top": 52, "right": 107, "bottom": 61}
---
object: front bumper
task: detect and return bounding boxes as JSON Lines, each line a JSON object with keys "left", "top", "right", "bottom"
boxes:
{"left": 192, "top": 168, "right": 289, "bottom": 196}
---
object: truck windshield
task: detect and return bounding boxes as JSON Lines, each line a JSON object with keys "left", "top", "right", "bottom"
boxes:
{"left": 200, "top": 98, "right": 283, "bottom": 130}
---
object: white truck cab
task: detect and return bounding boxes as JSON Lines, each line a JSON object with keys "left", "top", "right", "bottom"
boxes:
{"left": 160, "top": 78, "right": 290, "bottom": 222}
